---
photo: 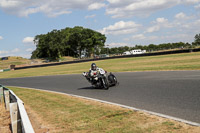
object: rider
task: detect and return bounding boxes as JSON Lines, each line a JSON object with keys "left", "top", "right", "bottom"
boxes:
{"left": 84, "top": 63, "right": 105, "bottom": 84}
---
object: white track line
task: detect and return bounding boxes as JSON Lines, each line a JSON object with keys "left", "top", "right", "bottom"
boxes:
{"left": 8, "top": 85, "right": 200, "bottom": 127}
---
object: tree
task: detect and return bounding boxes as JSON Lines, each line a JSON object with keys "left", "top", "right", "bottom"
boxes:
{"left": 148, "top": 44, "right": 157, "bottom": 52}
{"left": 31, "top": 26, "right": 106, "bottom": 60}
{"left": 194, "top": 33, "right": 200, "bottom": 46}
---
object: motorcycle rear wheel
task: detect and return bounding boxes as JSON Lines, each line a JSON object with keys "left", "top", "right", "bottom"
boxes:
{"left": 108, "top": 74, "right": 118, "bottom": 86}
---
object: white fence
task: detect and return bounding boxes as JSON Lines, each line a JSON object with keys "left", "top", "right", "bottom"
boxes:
{"left": 0, "top": 85, "right": 35, "bottom": 133}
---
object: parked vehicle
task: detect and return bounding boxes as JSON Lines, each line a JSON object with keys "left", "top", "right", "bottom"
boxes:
{"left": 123, "top": 49, "right": 146, "bottom": 55}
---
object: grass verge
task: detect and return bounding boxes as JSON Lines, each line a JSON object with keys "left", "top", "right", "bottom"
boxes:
{"left": 0, "top": 56, "right": 75, "bottom": 70}
{"left": 0, "top": 102, "right": 11, "bottom": 133}
{"left": 0, "top": 56, "right": 30, "bottom": 70}
{"left": 9, "top": 86, "right": 200, "bottom": 133}
{"left": 1, "top": 52, "right": 200, "bottom": 79}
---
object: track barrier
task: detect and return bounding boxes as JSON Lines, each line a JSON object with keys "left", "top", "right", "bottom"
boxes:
{"left": 0, "top": 69, "right": 11, "bottom": 72}
{"left": 0, "top": 85, "right": 35, "bottom": 133}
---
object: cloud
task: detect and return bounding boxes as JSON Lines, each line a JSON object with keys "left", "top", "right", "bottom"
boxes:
{"left": 0, "top": 50, "right": 9, "bottom": 55}
{"left": 85, "top": 14, "right": 96, "bottom": 19}
{"left": 146, "top": 25, "right": 160, "bottom": 33}
{"left": 11, "top": 48, "right": 20, "bottom": 53}
{"left": 0, "top": 0, "right": 21, "bottom": 8}
{"left": 125, "top": 13, "right": 200, "bottom": 45}
{"left": 0, "top": 36, "right": 3, "bottom": 40}
{"left": 106, "top": 0, "right": 200, "bottom": 18}
{"left": 0, "top": 0, "right": 104, "bottom": 17}
{"left": 100, "top": 21, "right": 142, "bottom": 35}
{"left": 20, "top": 54, "right": 31, "bottom": 59}
{"left": 155, "top": 17, "right": 168, "bottom": 23}
{"left": 88, "top": 2, "right": 106, "bottom": 10}
{"left": 106, "top": 42, "right": 130, "bottom": 47}
{"left": 183, "top": 0, "right": 200, "bottom": 4}
{"left": 26, "top": 48, "right": 33, "bottom": 52}
{"left": 0, "top": 48, "right": 20, "bottom": 57}
{"left": 156, "top": 34, "right": 194, "bottom": 43}
{"left": 175, "top": 12, "right": 187, "bottom": 19}
{"left": 23, "top": 37, "right": 34, "bottom": 44}
{"left": 106, "top": 0, "right": 180, "bottom": 18}
{"left": 195, "top": 4, "right": 200, "bottom": 9}
{"left": 176, "top": 18, "right": 200, "bottom": 33}
{"left": 125, "top": 34, "right": 159, "bottom": 42}
{"left": 131, "top": 34, "right": 146, "bottom": 40}
{"left": 172, "top": 13, "right": 200, "bottom": 33}
{"left": 145, "top": 17, "right": 171, "bottom": 33}
{"left": 143, "top": 17, "right": 199, "bottom": 44}
{"left": 1, "top": 0, "right": 199, "bottom": 18}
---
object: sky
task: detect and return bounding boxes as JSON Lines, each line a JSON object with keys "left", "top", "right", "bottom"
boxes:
{"left": 0, "top": 0, "right": 200, "bottom": 58}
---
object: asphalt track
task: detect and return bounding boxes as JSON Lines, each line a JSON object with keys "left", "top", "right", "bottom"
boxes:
{"left": 0, "top": 71, "right": 200, "bottom": 124}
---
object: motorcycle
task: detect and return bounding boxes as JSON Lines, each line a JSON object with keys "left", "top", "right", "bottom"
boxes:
{"left": 82, "top": 69, "right": 118, "bottom": 90}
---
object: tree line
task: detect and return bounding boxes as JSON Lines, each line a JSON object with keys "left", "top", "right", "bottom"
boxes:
{"left": 101, "top": 34, "right": 200, "bottom": 55}
{"left": 101, "top": 42, "right": 192, "bottom": 55}
{"left": 32, "top": 26, "right": 200, "bottom": 60}
{"left": 32, "top": 26, "right": 106, "bottom": 60}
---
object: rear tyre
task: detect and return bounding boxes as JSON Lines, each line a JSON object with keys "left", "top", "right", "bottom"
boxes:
{"left": 108, "top": 74, "right": 118, "bottom": 86}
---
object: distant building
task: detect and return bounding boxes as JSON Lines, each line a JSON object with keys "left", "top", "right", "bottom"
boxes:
{"left": 123, "top": 49, "right": 146, "bottom": 55}
{"left": 1, "top": 57, "right": 8, "bottom": 60}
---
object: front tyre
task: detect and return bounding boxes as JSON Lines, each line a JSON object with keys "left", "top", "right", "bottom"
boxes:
{"left": 102, "top": 77, "right": 109, "bottom": 90}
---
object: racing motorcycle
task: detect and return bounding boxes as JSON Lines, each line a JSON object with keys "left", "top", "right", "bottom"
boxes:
{"left": 82, "top": 69, "right": 118, "bottom": 90}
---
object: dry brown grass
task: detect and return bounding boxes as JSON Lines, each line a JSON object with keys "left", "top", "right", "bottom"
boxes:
{"left": 0, "top": 56, "right": 31, "bottom": 69}
{"left": 25, "top": 105, "right": 51, "bottom": 133}
{"left": 0, "top": 103, "right": 11, "bottom": 133}
{"left": 0, "top": 56, "right": 76, "bottom": 70}
{"left": 9, "top": 86, "right": 200, "bottom": 133}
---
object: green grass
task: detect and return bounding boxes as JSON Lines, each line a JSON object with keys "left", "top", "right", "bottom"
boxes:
{"left": 0, "top": 52, "right": 200, "bottom": 79}
{"left": 8, "top": 86, "right": 200, "bottom": 133}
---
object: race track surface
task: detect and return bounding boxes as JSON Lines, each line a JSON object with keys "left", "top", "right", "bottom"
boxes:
{"left": 0, "top": 71, "right": 200, "bottom": 123}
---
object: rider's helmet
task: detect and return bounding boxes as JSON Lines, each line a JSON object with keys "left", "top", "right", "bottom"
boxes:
{"left": 91, "top": 63, "right": 97, "bottom": 70}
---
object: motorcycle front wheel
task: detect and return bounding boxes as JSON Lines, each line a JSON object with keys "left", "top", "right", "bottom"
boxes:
{"left": 102, "top": 77, "right": 109, "bottom": 90}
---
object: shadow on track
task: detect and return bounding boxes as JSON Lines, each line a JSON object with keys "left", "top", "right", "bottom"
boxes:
{"left": 77, "top": 86, "right": 108, "bottom": 90}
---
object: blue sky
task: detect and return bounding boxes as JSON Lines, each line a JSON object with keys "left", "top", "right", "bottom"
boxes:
{"left": 0, "top": 0, "right": 200, "bottom": 58}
